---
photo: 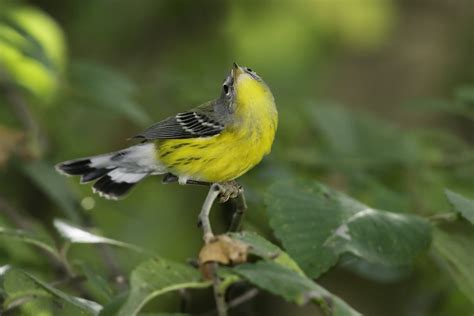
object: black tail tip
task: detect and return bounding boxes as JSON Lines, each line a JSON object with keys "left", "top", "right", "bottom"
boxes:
{"left": 56, "top": 159, "right": 140, "bottom": 200}
{"left": 92, "top": 175, "right": 135, "bottom": 200}
{"left": 56, "top": 159, "right": 93, "bottom": 176}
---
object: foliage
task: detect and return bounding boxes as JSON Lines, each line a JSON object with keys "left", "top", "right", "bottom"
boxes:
{"left": 265, "top": 180, "right": 432, "bottom": 278}
{"left": 0, "top": 3, "right": 65, "bottom": 104}
{"left": 0, "top": 1, "right": 473, "bottom": 316}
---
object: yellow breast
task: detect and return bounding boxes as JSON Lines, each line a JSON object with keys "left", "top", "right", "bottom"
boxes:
{"left": 157, "top": 73, "right": 277, "bottom": 183}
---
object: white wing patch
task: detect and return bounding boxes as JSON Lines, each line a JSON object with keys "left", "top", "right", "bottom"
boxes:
{"left": 175, "top": 112, "right": 224, "bottom": 136}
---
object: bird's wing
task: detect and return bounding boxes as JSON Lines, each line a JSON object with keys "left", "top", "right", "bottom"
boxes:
{"left": 132, "top": 103, "right": 226, "bottom": 140}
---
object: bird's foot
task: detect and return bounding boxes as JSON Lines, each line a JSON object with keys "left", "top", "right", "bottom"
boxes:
{"left": 217, "top": 180, "right": 242, "bottom": 203}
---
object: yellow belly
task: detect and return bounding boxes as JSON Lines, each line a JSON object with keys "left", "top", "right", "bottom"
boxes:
{"left": 156, "top": 123, "right": 276, "bottom": 183}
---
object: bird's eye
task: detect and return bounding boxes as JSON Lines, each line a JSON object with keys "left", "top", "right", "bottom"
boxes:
{"left": 223, "top": 84, "right": 229, "bottom": 94}
{"left": 246, "top": 67, "right": 253, "bottom": 72}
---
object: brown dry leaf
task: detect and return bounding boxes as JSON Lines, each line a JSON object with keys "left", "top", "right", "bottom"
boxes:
{"left": 199, "top": 235, "right": 249, "bottom": 266}
{"left": 0, "top": 125, "right": 24, "bottom": 168}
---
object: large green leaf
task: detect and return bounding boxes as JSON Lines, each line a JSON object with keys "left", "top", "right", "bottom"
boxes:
{"left": 3, "top": 269, "right": 102, "bottom": 315}
{"left": 234, "top": 261, "right": 360, "bottom": 316}
{"left": 118, "top": 258, "right": 211, "bottom": 316}
{"left": 432, "top": 221, "right": 474, "bottom": 305}
{"left": 265, "top": 180, "right": 431, "bottom": 277}
{"left": 445, "top": 189, "right": 474, "bottom": 225}
{"left": 229, "top": 232, "right": 360, "bottom": 315}
{"left": 229, "top": 231, "right": 302, "bottom": 273}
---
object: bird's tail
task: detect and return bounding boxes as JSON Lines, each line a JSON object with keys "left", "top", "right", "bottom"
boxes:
{"left": 56, "top": 143, "right": 163, "bottom": 200}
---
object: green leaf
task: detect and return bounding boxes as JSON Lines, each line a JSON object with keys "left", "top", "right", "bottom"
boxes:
{"left": 53, "top": 219, "right": 144, "bottom": 253}
{"left": 234, "top": 261, "right": 360, "bottom": 316}
{"left": 3, "top": 269, "right": 102, "bottom": 315}
{"left": 118, "top": 258, "right": 211, "bottom": 316}
{"left": 228, "top": 231, "right": 303, "bottom": 273}
{"left": 68, "top": 62, "right": 151, "bottom": 126}
{"left": 432, "top": 221, "right": 474, "bottom": 304}
{"left": 0, "top": 4, "right": 65, "bottom": 103}
{"left": 22, "top": 161, "right": 81, "bottom": 223}
{"left": 229, "top": 232, "right": 361, "bottom": 314}
{"left": 445, "top": 189, "right": 474, "bottom": 225}
{"left": 265, "top": 180, "right": 431, "bottom": 278}
{"left": 0, "top": 226, "right": 58, "bottom": 258}
{"left": 3, "top": 269, "right": 51, "bottom": 309}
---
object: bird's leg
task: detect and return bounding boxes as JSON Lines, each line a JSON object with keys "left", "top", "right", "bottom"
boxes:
{"left": 162, "top": 173, "right": 211, "bottom": 187}
{"left": 186, "top": 179, "right": 211, "bottom": 186}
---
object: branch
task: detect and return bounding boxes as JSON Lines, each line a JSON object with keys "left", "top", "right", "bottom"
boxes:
{"left": 227, "top": 288, "right": 259, "bottom": 310}
{"left": 200, "top": 288, "right": 259, "bottom": 316}
{"left": 228, "top": 188, "right": 247, "bottom": 232}
{"left": 197, "top": 180, "right": 250, "bottom": 316}
{"left": 210, "top": 262, "right": 227, "bottom": 316}
{"left": 198, "top": 184, "right": 221, "bottom": 243}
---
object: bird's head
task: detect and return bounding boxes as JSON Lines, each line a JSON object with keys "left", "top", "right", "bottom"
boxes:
{"left": 220, "top": 62, "right": 273, "bottom": 113}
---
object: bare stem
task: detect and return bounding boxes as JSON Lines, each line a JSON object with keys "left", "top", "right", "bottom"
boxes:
{"left": 210, "top": 262, "right": 228, "bottom": 316}
{"left": 196, "top": 181, "right": 248, "bottom": 315}
{"left": 227, "top": 288, "right": 259, "bottom": 310}
{"left": 59, "top": 242, "right": 74, "bottom": 277}
{"left": 428, "top": 212, "right": 459, "bottom": 223}
{"left": 228, "top": 189, "right": 247, "bottom": 232}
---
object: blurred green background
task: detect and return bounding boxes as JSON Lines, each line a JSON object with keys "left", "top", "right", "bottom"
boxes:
{"left": 0, "top": 0, "right": 473, "bottom": 315}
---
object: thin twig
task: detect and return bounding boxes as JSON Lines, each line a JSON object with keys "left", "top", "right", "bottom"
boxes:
{"left": 49, "top": 275, "right": 86, "bottom": 287}
{"left": 210, "top": 262, "right": 227, "bottom": 316}
{"left": 59, "top": 242, "right": 74, "bottom": 277}
{"left": 199, "top": 184, "right": 221, "bottom": 243}
{"left": 179, "top": 288, "right": 191, "bottom": 313}
{"left": 200, "top": 288, "right": 259, "bottom": 316}
{"left": 227, "top": 288, "right": 259, "bottom": 310}
{"left": 97, "top": 243, "right": 128, "bottom": 291}
{"left": 428, "top": 212, "right": 459, "bottom": 223}
{"left": 228, "top": 189, "right": 247, "bottom": 232}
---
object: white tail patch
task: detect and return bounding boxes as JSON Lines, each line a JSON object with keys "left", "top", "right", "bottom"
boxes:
{"left": 57, "top": 143, "right": 168, "bottom": 200}
{"left": 108, "top": 169, "right": 147, "bottom": 183}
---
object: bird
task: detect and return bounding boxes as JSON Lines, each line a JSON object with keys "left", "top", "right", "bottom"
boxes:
{"left": 56, "top": 63, "right": 278, "bottom": 200}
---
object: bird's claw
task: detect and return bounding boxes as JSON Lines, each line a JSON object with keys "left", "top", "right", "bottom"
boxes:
{"left": 217, "top": 181, "right": 242, "bottom": 203}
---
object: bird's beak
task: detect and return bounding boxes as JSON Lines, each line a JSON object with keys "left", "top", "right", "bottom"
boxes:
{"left": 232, "top": 62, "right": 243, "bottom": 79}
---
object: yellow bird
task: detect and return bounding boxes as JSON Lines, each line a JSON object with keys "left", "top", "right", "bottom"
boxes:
{"left": 56, "top": 63, "right": 278, "bottom": 200}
